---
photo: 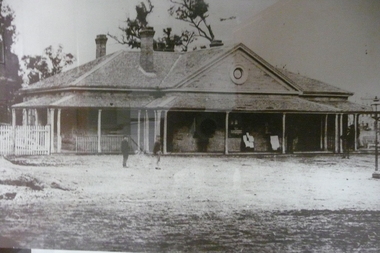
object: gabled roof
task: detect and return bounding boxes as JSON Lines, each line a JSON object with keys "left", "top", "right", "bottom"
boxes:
{"left": 167, "top": 43, "right": 301, "bottom": 94}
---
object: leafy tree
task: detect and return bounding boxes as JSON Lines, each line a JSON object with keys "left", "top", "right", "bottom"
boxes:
{"left": 108, "top": 0, "right": 154, "bottom": 48}
{"left": 22, "top": 45, "right": 75, "bottom": 85}
{"left": 168, "top": 0, "right": 215, "bottom": 42}
{"left": 0, "top": 0, "right": 22, "bottom": 122}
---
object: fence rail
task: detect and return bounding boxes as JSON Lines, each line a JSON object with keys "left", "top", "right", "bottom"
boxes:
{"left": 0, "top": 126, "right": 13, "bottom": 155}
{"left": 76, "top": 135, "right": 138, "bottom": 153}
{"left": 0, "top": 125, "right": 51, "bottom": 156}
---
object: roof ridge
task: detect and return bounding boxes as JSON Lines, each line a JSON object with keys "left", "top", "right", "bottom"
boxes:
{"left": 71, "top": 50, "right": 124, "bottom": 86}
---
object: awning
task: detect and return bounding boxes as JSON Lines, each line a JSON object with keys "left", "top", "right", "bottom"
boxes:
{"left": 151, "top": 94, "right": 342, "bottom": 112}
{"left": 315, "top": 100, "right": 371, "bottom": 113}
{"left": 13, "top": 92, "right": 371, "bottom": 114}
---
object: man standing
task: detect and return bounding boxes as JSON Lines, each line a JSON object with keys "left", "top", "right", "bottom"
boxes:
{"left": 153, "top": 136, "right": 162, "bottom": 170}
{"left": 121, "top": 135, "right": 132, "bottom": 168}
{"left": 341, "top": 128, "right": 350, "bottom": 159}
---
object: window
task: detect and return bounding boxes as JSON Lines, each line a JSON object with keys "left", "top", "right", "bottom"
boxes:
{"left": 230, "top": 65, "right": 248, "bottom": 85}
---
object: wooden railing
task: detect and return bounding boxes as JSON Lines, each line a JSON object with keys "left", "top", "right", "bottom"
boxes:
{"left": 75, "top": 135, "right": 138, "bottom": 153}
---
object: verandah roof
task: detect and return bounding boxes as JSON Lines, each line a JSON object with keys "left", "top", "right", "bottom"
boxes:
{"left": 12, "top": 93, "right": 155, "bottom": 109}
{"left": 316, "top": 100, "right": 371, "bottom": 113}
{"left": 147, "top": 94, "right": 370, "bottom": 113}
{"left": 13, "top": 92, "right": 370, "bottom": 113}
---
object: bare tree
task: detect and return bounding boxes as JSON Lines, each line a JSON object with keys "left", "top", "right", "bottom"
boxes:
{"left": 154, "top": 27, "right": 195, "bottom": 52}
{"left": 168, "top": 0, "right": 215, "bottom": 42}
{"left": 108, "top": 0, "right": 154, "bottom": 48}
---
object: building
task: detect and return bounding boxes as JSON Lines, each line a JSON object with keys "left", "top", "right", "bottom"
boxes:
{"left": 11, "top": 28, "right": 370, "bottom": 154}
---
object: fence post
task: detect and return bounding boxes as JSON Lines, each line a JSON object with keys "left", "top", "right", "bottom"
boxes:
{"left": 47, "top": 125, "right": 51, "bottom": 155}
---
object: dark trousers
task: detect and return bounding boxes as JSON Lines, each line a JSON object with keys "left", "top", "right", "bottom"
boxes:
{"left": 122, "top": 154, "right": 129, "bottom": 167}
{"left": 342, "top": 139, "right": 350, "bottom": 158}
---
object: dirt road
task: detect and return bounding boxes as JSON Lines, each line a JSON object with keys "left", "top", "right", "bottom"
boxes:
{"left": 1, "top": 154, "right": 380, "bottom": 252}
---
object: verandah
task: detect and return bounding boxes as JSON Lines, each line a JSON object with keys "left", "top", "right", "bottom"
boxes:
{"left": 10, "top": 106, "right": 361, "bottom": 155}
{"left": 166, "top": 111, "right": 360, "bottom": 154}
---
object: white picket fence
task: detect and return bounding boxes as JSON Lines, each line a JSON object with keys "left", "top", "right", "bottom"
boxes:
{"left": 0, "top": 125, "right": 51, "bottom": 156}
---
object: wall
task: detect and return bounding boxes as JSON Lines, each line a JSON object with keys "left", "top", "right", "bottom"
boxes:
{"left": 168, "top": 112, "right": 226, "bottom": 153}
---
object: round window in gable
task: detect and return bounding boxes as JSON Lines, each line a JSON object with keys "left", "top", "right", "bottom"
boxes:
{"left": 230, "top": 65, "right": 248, "bottom": 85}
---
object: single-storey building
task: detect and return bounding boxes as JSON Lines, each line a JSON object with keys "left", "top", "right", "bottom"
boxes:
{"left": 12, "top": 28, "right": 370, "bottom": 155}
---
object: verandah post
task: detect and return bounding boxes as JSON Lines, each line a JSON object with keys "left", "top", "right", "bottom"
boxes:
{"left": 335, "top": 114, "right": 339, "bottom": 153}
{"left": 154, "top": 110, "right": 157, "bottom": 140}
{"left": 22, "top": 109, "right": 27, "bottom": 126}
{"left": 354, "top": 113, "right": 358, "bottom": 151}
{"left": 35, "top": 109, "right": 39, "bottom": 126}
{"left": 137, "top": 110, "right": 141, "bottom": 151}
{"left": 157, "top": 110, "right": 162, "bottom": 138}
{"left": 27, "top": 109, "right": 31, "bottom": 125}
{"left": 340, "top": 113, "right": 343, "bottom": 153}
{"left": 50, "top": 108, "right": 55, "bottom": 153}
{"left": 324, "top": 114, "right": 328, "bottom": 151}
{"left": 163, "top": 110, "right": 168, "bottom": 154}
{"left": 282, "top": 113, "right": 286, "bottom": 154}
{"left": 225, "top": 112, "right": 229, "bottom": 155}
{"left": 320, "top": 115, "right": 323, "bottom": 150}
{"left": 145, "top": 110, "right": 149, "bottom": 152}
{"left": 57, "top": 109, "right": 61, "bottom": 153}
{"left": 11, "top": 109, "right": 16, "bottom": 155}
{"left": 98, "top": 109, "right": 102, "bottom": 153}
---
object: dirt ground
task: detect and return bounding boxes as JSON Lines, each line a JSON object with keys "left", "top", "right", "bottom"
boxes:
{"left": 1, "top": 154, "right": 380, "bottom": 252}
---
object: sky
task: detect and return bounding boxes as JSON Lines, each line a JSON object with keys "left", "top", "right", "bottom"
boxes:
{"left": 233, "top": 0, "right": 380, "bottom": 103}
{"left": 4, "top": 0, "right": 380, "bottom": 103}
{"left": 8, "top": 0, "right": 278, "bottom": 64}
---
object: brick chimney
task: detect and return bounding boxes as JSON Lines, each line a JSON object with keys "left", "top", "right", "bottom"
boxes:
{"left": 140, "top": 27, "right": 155, "bottom": 73}
{"left": 95, "top": 34, "right": 108, "bottom": 58}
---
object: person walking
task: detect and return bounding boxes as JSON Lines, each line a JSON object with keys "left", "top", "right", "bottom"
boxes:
{"left": 153, "top": 136, "right": 162, "bottom": 170}
{"left": 121, "top": 135, "right": 132, "bottom": 168}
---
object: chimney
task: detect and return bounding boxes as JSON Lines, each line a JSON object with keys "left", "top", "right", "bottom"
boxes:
{"left": 210, "top": 39, "right": 224, "bottom": 47}
{"left": 95, "top": 34, "right": 108, "bottom": 58}
{"left": 140, "top": 27, "right": 155, "bottom": 72}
